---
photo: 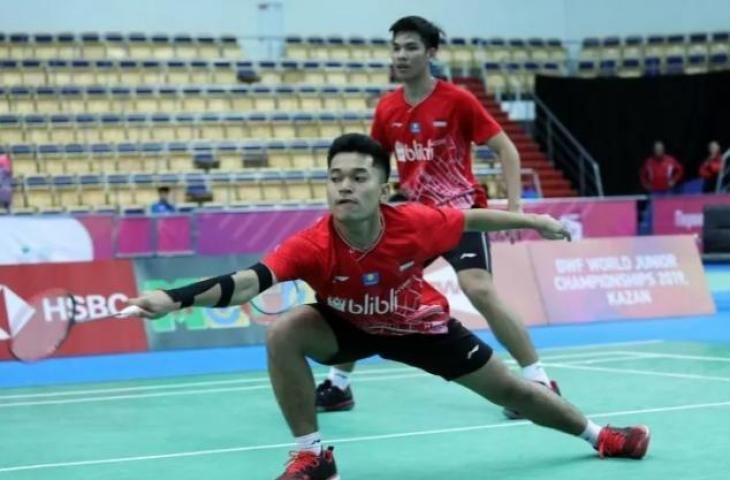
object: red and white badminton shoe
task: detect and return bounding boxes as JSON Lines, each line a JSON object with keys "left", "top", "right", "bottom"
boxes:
{"left": 596, "top": 425, "right": 651, "bottom": 459}
{"left": 276, "top": 446, "right": 339, "bottom": 480}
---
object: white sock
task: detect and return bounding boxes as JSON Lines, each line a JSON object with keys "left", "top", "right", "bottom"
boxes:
{"left": 327, "top": 367, "right": 351, "bottom": 390}
{"left": 579, "top": 421, "right": 602, "bottom": 447}
{"left": 521, "top": 362, "right": 550, "bottom": 385}
{"left": 295, "top": 431, "right": 322, "bottom": 455}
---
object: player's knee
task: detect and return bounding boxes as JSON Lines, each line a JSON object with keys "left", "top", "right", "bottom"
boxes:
{"left": 266, "top": 314, "right": 302, "bottom": 352}
{"left": 458, "top": 271, "right": 498, "bottom": 303}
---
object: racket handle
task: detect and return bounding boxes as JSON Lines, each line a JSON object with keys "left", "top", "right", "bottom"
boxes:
{"left": 115, "top": 305, "right": 143, "bottom": 318}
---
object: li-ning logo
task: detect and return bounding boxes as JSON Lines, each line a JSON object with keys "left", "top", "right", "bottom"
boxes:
{"left": 394, "top": 140, "right": 434, "bottom": 162}
{"left": 327, "top": 290, "right": 398, "bottom": 315}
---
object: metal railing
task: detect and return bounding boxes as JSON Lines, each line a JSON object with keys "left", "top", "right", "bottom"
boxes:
{"left": 532, "top": 94, "right": 604, "bottom": 196}
{"left": 716, "top": 148, "right": 730, "bottom": 193}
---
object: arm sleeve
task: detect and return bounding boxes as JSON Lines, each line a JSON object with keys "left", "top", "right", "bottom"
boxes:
{"left": 262, "top": 234, "right": 320, "bottom": 283}
{"left": 412, "top": 205, "right": 466, "bottom": 256}
{"left": 460, "top": 92, "right": 503, "bottom": 145}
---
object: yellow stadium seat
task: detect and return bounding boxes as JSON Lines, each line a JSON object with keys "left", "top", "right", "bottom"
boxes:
{"left": 260, "top": 175, "right": 286, "bottom": 201}
{"left": 219, "top": 151, "right": 242, "bottom": 171}
{"left": 234, "top": 176, "right": 263, "bottom": 202}
{"left": 10, "top": 151, "right": 37, "bottom": 176}
{"left": 286, "top": 177, "right": 313, "bottom": 200}
{"left": 168, "top": 153, "right": 195, "bottom": 173}
{"left": 267, "top": 148, "right": 292, "bottom": 169}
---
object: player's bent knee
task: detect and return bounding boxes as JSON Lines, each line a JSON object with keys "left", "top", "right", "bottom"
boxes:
{"left": 266, "top": 307, "right": 316, "bottom": 351}
{"left": 459, "top": 278, "right": 499, "bottom": 305}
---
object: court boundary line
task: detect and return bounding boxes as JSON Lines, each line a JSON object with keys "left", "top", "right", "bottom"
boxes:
{"left": 1, "top": 398, "right": 728, "bottom": 474}
{"left": 0, "top": 352, "right": 655, "bottom": 407}
{"left": 0, "top": 342, "right": 664, "bottom": 401}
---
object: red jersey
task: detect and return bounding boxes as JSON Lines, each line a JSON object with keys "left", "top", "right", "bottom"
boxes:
{"left": 699, "top": 154, "right": 722, "bottom": 180}
{"left": 640, "top": 155, "right": 684, "bottom": 192}
{"left": 263, "top": 203, "right": 465, "bottom": 335}
{"left": 370, "top": 80, "right": 502, "bottom": 209}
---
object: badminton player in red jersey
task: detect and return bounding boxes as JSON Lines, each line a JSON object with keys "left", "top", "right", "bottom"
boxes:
{"left": 317, "top": 16, "right": 558, "bottom": 419}
{"left": 128, "top": 134, "right": 650, "bottom": 480}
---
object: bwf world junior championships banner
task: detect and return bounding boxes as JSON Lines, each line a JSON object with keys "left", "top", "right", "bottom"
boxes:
{"left": 527, "top": 235, "right": 715, "bottom": 323}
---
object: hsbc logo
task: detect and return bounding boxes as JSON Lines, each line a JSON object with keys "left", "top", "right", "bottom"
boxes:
{"left": 394, "top": 140, "right": 434, "bottom": 162}
{"left": 0, "top": 285, "right": 130, "bottom": 340}
{"left": 0, "top": 285, "right": 33, "bottom": 341}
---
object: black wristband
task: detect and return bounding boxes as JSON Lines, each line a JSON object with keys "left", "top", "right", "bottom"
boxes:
{"left": 250, "top": 262, "right": 273, "bottom": 292}
{"left": 164, "top": 273, "right": 236, "bottom": 308}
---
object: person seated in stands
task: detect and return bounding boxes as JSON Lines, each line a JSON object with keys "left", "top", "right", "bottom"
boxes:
{"left": 639, "top": 140, "right": 684, "bottom": 194}
{"left": 150, "top": 186, "right": 176, "bottom": 214}
{"left": 699, "top": 140, "right": 723, "bottom": 194}
{"left": 0, "top": 154, "right": 12, "bottom": 210}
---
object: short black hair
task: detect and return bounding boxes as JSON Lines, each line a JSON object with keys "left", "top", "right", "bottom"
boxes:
{"left": 327, "top": 133, "right": 390, "bottom": 182}
{"left": 158, "top": 186, "right": 170, "bottom": 193}
{"left": 390, "top": 16, "right": 443, "bottom": 50}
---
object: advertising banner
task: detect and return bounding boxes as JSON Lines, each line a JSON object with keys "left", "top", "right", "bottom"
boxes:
{"left": 652, "top": 194, "right": 730, "bottom": 235}
{"left": 528, "top": 235, "right": 715, "bottom": 323}
{"left": 135, "top": 254, "right": 315, "bottom": 351}
{"left": 0, "top": 260, "right": 146, "bottom": 360}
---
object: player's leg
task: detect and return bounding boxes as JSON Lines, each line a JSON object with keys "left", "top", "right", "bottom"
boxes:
{"left": 266, "top": 305, "right": 339, "bottom": 438}
{"left": 457, "top": 268, "right": 544, "bottom": 373}
{"left": 445, "top": 231, "right": 541, "bottom": 370}
{"left": 380, "top": 319, "right": 649, "bottom": 460}
{"left": 268, "top": 304, "right": 374, "bottom": 479}
{"left": 444, "top": 232, "right": 559, "bottom": 418}
{"left": 455, "top": 353, "right": 650, "bottom": 459}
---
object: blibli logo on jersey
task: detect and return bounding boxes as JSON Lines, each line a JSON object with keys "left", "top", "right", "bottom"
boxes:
{"left": 362, "top": 272, "right": 380, "bottom": 286}
{"left": 326, "top": 290, "right": 398, "bottom": 315}
{"left": 394, "top": 140, "right": 435, "bottom": 162}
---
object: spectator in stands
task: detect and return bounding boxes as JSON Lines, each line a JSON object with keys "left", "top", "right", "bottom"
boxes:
{"left": 0, "top": 154, "right": 12, "bottom": 210}
{"left": 150, "top": 186, "right": 176, "bottom": 214}
{"left": 699, "top": 140, "right": 723, "bottom": 193}
{"left": 639, "top": 140, "right": 684, "bottom": 194}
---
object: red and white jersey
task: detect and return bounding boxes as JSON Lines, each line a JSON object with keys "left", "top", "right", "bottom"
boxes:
{"left": 371, "top": 80, "right": 502, "bottom": 209}
{"left": 263, "top": 204, "right": 465, "bottom": 335}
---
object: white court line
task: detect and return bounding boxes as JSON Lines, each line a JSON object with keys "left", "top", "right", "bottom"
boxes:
{"left": 612, "top": 351, "right": 730, "bottom": 363}
{"left": 556, "top": 355, "right": 655, "bottom": 366}
{"left": 545, "top": 362, "right": 730, "bottom": 383}
{"left": 0, "top": 373, "right": 429, "bottom": 408}
{"left": 1, "top": 399, "right": 729, "bottom": 474}
{"left": 0, "top": 349, "right": 647, "bottom": 402}
{"left": 0, "top": 352, "right": 711, "bottom": 408}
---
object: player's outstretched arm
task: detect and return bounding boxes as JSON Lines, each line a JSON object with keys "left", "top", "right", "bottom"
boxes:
{"left": 463, "top": 209, "right": 571, "bottom": 241}
{"left": 126, "top": 265, "right": 277, "bottom": 319}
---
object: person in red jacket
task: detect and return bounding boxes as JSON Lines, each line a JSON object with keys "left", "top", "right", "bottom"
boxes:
{"left": 699, "top": 140, "right": 723, "bottom": 193}
{"left": 640, "top": 141, "right": 684, "bottom": 194}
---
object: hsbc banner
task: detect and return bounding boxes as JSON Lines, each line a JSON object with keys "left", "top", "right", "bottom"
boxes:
{"left": 0, "top": 260, "right": 147, "bottom": 360}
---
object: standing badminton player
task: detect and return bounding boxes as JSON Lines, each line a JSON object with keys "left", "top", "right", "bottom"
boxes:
{"left": 317, "top": 16, "right": 559, "bottom": 420}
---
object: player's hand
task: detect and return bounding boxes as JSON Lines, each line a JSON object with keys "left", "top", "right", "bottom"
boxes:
{"left": 532, "top": 214, "right": 571, "bottom": 241}
{"left": 124, "top": 290, "right": 177, "bottom": 319}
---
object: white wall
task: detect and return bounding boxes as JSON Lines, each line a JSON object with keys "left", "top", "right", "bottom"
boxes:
{"left": 0, "top": 0, "right": 728, "bottom": 41}
{"left": 563, "top": 0, "right": 730, "bottom": 39}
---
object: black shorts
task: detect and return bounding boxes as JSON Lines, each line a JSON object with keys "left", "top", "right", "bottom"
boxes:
{"left": 311, "top": 303, "right": 493, "bottom": 381}
{"left": 435, "top": 231, "right": 492, "bottom": 272}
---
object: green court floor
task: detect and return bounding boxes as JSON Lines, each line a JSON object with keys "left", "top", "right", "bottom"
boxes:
{"left": 2, "top": 340, "right": 729, "bottom": 479}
